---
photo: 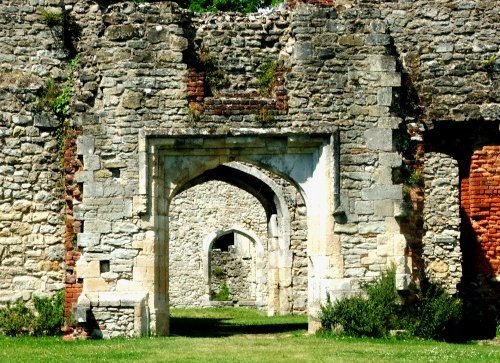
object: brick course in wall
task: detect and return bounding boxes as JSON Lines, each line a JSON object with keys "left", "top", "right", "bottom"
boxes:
{"left": 462, "top": 146, "right": 500, "bottom": 277}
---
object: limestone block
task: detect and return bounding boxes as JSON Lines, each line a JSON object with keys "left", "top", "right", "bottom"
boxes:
{"left": 374, "top": 200, "right": 394, "bottom": 217}
{"left": 76, "top": 232, "right": 100, "bottom": 256}
{"left": 77, "top": 136, "right": 95, "bottom": 156}
{"left": 393, "top": 255, "right": 408, "bottom": 274}
{"left": 76, "top": 259, "right": 101, "bottom": 279}
{"left": 395, "top": 273, "right": 410, "bottom": 290}
{"left": 112, "top": 221, "right": 139, "bottom": 233}
{"left": 135, "top": 255, "right": 154, "bottom": 268}
{"left": 428, "top": 260, "right": 449, "bottom": 274}
{"left": 84, "top": 277, "right": 109, "bottom": 292}
{"left": 379, "top": 152, "right": 402, "bottom": 168}
{"left": 111, "top": 248, "right": 139, "bottom": 260}
{"left": 37, "top": 261, "right": 61, "bottom": 272}
{"left": 105, "top": 24, "right": 139, "bottom": 41}
{"left": 392, "top": 234, "right": 407, "bottom": 256}
{"left": 364, "top": 128, "right": 393, "bottom": 151}
{"left": 373, "top": 166, "right": 393, "bottom": 184}
{"left": 328, "top": 255, "right": 344, "bottom": 279}
{"left": 33, "top": 112, "right": 58, "bottom": 128}
{"left": 378, "top": 72, "right": 401, "bottom": 87}
{"left": 45, "top": 244, "right": 65, "bottom": 261}
{"left": 83, "top": 155, "right": 101, "bottom": 171}
{"left": 385, "top": 217, "right": 401, "bottom": 233}
{"left": 122, "top": 91, "right": 143, "bottom": 109}
{"left": 377, "top": 87, "right": 393, "bottom": 106}
{"left": 366, "top": 55, "right": 396, "bottom": 72}
{"left": 97, "top": 292, "right": 121, "bottom": 307}
{"left": 13, "top": 276, "right": 39, "bottom": 290}
{"left": 355, "top": 200, "right": 373, "bottom": 215}
{"left": 359, "top": 222, "right": 385, "bottom": 234}
{"left": 84, "top": 220, "right": 111, "bottom": 233}
{"left": 116, "top": 279, "right": 143, "bottom": 292}
{"left": 361, "top": 185, "right": 402, "bottom": 200}
{"left": 294, "top": 41, "right": 313, "bottom": 60}
{"left": 333, "top": 223, "right": 358, "bottom": 234}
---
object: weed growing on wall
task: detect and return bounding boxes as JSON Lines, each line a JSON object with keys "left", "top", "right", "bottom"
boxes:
{"left": 184, "top": 0, "right": 284, "bottom": 13}
{"left": 255, "top": 107, "right": 275, "bottom": 123}
{"left": 41, "top": 10, "right": 64, "bottom": 27}
{"left": 482, "top": 54, "right": 497, "bottom": 74}
{"left": 257, "top": 60, "right": 279, "bottom": 96}
{"left": 200, "top": 50, "right": 230, "bottom": 93}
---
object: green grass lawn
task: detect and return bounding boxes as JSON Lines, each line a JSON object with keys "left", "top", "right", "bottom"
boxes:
{"left": 0, "top": 308, "right": 498, "bottom": 363}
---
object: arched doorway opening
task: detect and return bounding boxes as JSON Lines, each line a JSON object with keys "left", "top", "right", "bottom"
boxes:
{"left": 141, "top": 131, "right": 338, "bottom": 334}
{"left": 208, "top": 229, "right": 260, "bottom": 306}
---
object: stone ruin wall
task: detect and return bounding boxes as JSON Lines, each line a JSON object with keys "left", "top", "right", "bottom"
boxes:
{"left": 0, "top": 0, "right": 498, "bottom": 337}
{"left": 423, "top": 153, "right": 461, "bottom": 292}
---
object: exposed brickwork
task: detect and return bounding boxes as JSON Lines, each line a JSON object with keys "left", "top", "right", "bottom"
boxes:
{"left": 185, "top": 67, "right": 288, "bottom": 118}
{"left": 462, "top": 146, "right": 500, "bottom": 276}
{"left": 63, "top": 125, "right": 83, "bottom": 318}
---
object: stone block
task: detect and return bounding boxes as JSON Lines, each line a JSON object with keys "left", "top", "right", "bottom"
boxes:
{"left": 83, "top": 155, "right": 101, "bottom": 171}
{"left": 361, "top": 185, "right": 402, "bottom": 200}
{"left": 333, "top": 223, "right": 358, "bottom": 234}
{"left": 12, "top": 276, "right": 39, "bottom": 290}
{"left": 395, "top": 273, "right": 410, "bottom": 290}
{"left": 111, "top": 248, "right": 139, "bottom": 260}
{"left": 379, "top": 152, "right": 401, "bottom": 167}
{"left": 377, "top": 87, "right": 393, "bottom": 106}
{"left": 359, "top": 222, "right": 385, "bottom": 234}
{"left": 75, "top": 170, "right": 94, "bottom": 183}
{"left": 77, "top": 233, "right": 100, "bottom": 248}
{"left": 85, "top": 278, "right": 109, "bottom": 292}
{"left": 294, "top": 41, "right": 313, "bottom": 60}
{"left": 392, "top": 234, "right": 407, "bottom": 256}
{"left": 85, "top": 219, "right": 112, "bottom": 233}
{"left": 364, "top": 128, "right": 392, "bottom": 151}
{"left": 374, "top": 200, "right": 394, "bottom": 216}
{"left": 377, "top": 72, "right": 401, "bottom": 87}
{"left": 355, "top": 201, "right": 373, "bottom": 215}
{"left": 77, "top": 136, "right": 95, "bottom": 156}
{"left": 33, "top": 112, "right": 58, "bottom": 128}
{"left": 367, "top": 55, "right": 396, "bottom": 72}
{"left": 378, "top": 117, "right": 402, "bottom": 129}
{"left": 338, "top": 35, "right": 364, "bottom": 46}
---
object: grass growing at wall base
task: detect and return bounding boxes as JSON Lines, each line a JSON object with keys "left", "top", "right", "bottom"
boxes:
{"left": 0, "top": 308, "right": 498, "bottom": 363}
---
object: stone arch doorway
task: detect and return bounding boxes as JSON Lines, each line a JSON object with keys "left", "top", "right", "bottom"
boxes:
{"left": 140, "top": 130, "right": 339, "bottom": 334}
{"left": 168, "top": 179, "right": 268, "bottom": 309}
{"left": 205, "top": 227, "right": 265, "bottom": 308}
{"left": 168, "top": 161, "right": 303, "bottom": 315}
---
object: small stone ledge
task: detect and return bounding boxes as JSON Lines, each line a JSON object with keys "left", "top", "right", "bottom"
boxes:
{"left": 88, "top": 292, "right": 148, "bottom": 308}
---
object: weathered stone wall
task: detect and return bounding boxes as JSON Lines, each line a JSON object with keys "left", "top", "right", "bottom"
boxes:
{"left": 423, "top": 153, "right": 461, "bottom": 292}
{"left": 0, "top": 0, "right": 498, "bottom": 338}
{"left": 0, "top": 1, "right": 66, "bottom": 304}
{"left": 382, "top": 0, "right": 499, "bottom": 124}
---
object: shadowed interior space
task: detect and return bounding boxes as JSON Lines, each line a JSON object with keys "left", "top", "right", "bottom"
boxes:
{"left": 170, "top": 308, "right": 308, "bottom": 337}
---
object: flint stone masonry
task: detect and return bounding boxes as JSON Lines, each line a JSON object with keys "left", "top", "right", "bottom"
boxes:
{"left": 0, "top": 0, "right": 498, "bottom": 338}
{"left": 423, "top": 153, "right": 462, "bottom": 292}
